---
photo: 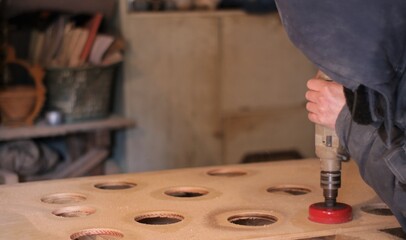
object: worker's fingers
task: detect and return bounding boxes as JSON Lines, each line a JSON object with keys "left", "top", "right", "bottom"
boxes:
{"left": 308, "top": 112, "right": 321, "bottom": 125}
{"left": 307, "top": 79, "right": 330, "bottom": 91}
{"left": 306, "top": 102, "right": 319, "bottom": 114}
{"left": 305, "top": 90, "right": 320, "bottom": 103}
{"left": 308, "top": 111, "right": 332, "bottom": 127}
{"left": 305, "top": 76, "right": 345, "bottom": 130}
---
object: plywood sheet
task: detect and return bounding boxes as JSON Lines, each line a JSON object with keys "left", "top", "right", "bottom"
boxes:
{"left": 0, "top": 159, "right": 401, "bottom": 239}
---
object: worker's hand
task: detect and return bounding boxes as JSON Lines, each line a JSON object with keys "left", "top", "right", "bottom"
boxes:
{"left": 305, "top": 74, "right": 346, "bottom": 130}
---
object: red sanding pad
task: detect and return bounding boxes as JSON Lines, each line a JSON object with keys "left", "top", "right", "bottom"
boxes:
{"left": 308, "top": 202, "right": 352, "bottom": 224}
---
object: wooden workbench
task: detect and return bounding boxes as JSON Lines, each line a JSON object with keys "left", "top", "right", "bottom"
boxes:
{"left": 0, "top": 159, "right": 402, "bottom": 239}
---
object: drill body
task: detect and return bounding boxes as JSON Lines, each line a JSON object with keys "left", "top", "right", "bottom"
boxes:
{"left": 315, "top": 124, "right": 341, "bottom": 207}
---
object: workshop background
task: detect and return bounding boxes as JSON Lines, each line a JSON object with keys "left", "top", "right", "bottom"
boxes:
{"left": 0, "top": 0, "right": 316, "bottom": 183}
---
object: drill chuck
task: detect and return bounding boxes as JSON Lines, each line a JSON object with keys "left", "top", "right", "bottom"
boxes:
{"left": 321, "top": 170, "right": 341, "bottom": 207}
{"left": 321, "top": 171, "right": 341, "bottom": 190}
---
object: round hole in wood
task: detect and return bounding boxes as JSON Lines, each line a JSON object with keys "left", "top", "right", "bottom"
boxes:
{"left": 207, "top": 168, "right": 247, "bottom": 177}
{"left": 41, "top": 193, "right": 87, "bottom": 204}
{"left": 164, "top": 187, "right": 209, "bottom": 198}
{"left": 135, "top": 212, "right": 184, "bottom": 225}
{"left": 361, "top": 203, "right": 393, "bottom": 216}
{"left": 52, "top": 206, "right": 96, "bottom": 218}
{"left": 267, "top": 185, "right": 311, "bottom": 196}
{"left": 228, "top": 213, "right": 278, "bottom": 227}
{"left": 70, "top": 228, "right": 124, "bottom": 240}
{"left": 94, "top": 181, "right": 136, "bottom": 190}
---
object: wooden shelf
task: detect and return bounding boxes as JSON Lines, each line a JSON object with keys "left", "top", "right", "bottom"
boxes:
{"left": 24, "top": 148, "right": 110, "bottom": 181}
{"left": 126, "top": 10, "right": 246, "bottom": 18}
{"left": 0, "top": 115, "right": 136, "bottom": 141}
{"left": 7, "top": 0, "right": 117, "bottom": 18}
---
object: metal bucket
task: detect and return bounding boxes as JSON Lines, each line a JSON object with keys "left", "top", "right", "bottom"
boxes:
{"left": 44, "top": 63, "right": 119, "bottom": 123}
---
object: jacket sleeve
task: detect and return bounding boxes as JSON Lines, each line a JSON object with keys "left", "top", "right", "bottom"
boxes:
{"left": 336, "top": 106, "right": 406, "bottom": 230}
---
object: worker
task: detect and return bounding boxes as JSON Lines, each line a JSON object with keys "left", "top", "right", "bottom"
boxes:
{"left": 274, "top": 0, "right": 406, "bottom": 231}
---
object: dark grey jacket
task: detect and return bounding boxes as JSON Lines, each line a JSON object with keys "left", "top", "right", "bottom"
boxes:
{"left": 275, "top": 0, "right": 406, "bottom": 230}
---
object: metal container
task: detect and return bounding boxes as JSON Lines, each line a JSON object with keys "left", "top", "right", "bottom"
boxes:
{"left": 44, "top": 63, "right": 119, "bottom": 123}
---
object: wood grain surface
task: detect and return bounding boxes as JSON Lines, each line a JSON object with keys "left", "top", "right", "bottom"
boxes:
{"left": 0, "top": 159, "right": 401, "bottom": 239}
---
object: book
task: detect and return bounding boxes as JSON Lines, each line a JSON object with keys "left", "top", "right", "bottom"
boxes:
{"left": 31, "top": 30, "right": 45, "bottom": 65}
{"left": 68, "top": 28, "right": 89, "bottom": 67}
{"left": 89, "top": 34, "right": 114, "bottom": 65}
{"left": 78, "top": 13, "right": 103, "bottom": 64}
{"left": 103, "top": 36, "right": 125, "bottom": 59}
{"left": 28, "top": 30, "right": 39, "bottom": 63}
{"left": 39, "top": 20, "right": 55, "bottom": 65}
{"left": 101, "top": 51, "right": 123, "bottom": 66}
{"left": 44, "top": 16, "right": 67, "bottom": 66}
{"left": 62, "top": 28, "right": 81, "bottom": 66}
{"left": 52, "top": 22, "right": 74, "bottom": 66}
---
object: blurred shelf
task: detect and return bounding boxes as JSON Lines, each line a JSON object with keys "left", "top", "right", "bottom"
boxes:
{"left": 126, "top": 10, "right": 246, "bottom": 18}
{"left": 7, "top": 0, "right": 117, "bottom": 18}
{"left": 0, "top": 115, "right": 136, "bottom": 141}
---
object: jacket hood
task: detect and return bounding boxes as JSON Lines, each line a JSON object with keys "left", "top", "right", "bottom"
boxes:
{"left": 275, "top": 0, "right": 406, "bottom": 144}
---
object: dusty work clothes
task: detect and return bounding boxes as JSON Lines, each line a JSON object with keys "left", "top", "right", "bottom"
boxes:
{"left": 275, "top": 0, "right": 406, "bottom": 230}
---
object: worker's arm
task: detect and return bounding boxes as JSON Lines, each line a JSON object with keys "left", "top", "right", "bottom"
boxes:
{"left": 335, "top": 105, "right": 406, "bottom": 230}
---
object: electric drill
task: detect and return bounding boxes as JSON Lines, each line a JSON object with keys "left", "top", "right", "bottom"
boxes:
{"left": 316, "top": 123, "right": 341, "bottom": 207}
{"left": 308, "top": 71, "right": 352, "bottom": 224}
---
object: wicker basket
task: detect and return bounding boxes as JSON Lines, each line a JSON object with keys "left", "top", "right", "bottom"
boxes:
{"left": 0, "top": 49, "right": 45, "bottom": 126}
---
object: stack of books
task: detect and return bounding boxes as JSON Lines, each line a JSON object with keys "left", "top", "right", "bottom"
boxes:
{"left": 11, "top": 12, "right": 123, "bottom": 68}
